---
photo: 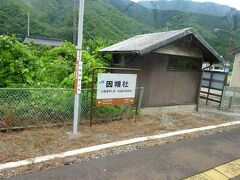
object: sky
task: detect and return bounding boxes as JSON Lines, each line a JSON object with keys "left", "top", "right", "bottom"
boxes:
{"left": 192, "top": 0, "right": 240, "bottom": 10}
{"left": 131, "top": 0, "right": 240, "bottom": 10}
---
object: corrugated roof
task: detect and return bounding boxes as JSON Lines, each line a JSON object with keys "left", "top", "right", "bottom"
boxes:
{"left": 100, "top": 28, "right": 224, "bottom": 63}
{"left": 23, "top": 36, "right": 63, "bottom": 47}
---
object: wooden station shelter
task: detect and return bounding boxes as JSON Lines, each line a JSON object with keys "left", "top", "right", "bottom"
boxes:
{"left": 100, "top": 28, "right": 224, "bottom": 108}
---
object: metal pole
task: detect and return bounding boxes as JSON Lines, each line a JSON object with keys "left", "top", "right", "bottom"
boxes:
{"left": 223, "top": 31, "right": 232, "bottom": 71}
{"left": 90, "top": 68, "right": 95, "bottom": 127}
{"left": 73, "top": 0, "right": 85, "bottom": 135}
{"left": 73, "top": 0, "right": 77, "bottom": 45}
{"left": 28, "top": 11, "right": 30, "bottom": 37}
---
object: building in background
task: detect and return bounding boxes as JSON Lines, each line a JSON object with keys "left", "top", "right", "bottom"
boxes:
{"left": 230, "top": 47, "right": 240, "bottom": 87}
{"left": 23, "top": 36, "right": 63, "bottom": 47}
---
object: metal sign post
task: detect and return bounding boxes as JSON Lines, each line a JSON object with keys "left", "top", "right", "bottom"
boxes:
{"left": 90, "top": 67, "right": 141, "bottom": 126}
{"left": 96, "top": 73, "right": 137, "bottom": 106}
{"left": 73, "top": 0, "right": 85, "bottom": 135}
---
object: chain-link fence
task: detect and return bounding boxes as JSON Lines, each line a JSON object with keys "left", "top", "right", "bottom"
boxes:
{"left": 0, "top": 88, "right": 74, "bottom": 130}
{"left": 221, "top": 86, "right": 240, "bottom": 110}
{"left": 91, "top": 87, "right": 144, "bottom": 123}
{"left": 0, "top": 88, "right": 144, "bottom": 130}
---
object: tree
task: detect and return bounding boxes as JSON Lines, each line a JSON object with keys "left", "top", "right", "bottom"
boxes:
{"left": 0, "top": 35, "right": 112, "bottom": 88}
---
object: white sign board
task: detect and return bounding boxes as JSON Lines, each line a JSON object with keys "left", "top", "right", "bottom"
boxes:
{"left": 96, "top": 73, "right": 137, "bottom": 106}
{"left": 74, "top": 61, "right": 83, "bottom": 94}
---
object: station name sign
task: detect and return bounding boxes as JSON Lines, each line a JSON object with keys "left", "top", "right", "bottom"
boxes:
{"left": 96, "top": 73, "right": 137, "bottom": 106}
{"left": 74, "top": 61, "right": 83, "bottom": 94}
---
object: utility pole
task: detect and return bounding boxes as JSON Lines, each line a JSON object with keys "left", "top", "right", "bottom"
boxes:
{"left": 28, "top": 11, "right": 30, "bottom": 37}
{"left": 73, "top": 0, "right": 77, "bottom": 45}
{"left": 73, "top": 0, "right": 85, "bottom": 135}
{"left": 214, "top": 28, "right": 232, "bottom": 70}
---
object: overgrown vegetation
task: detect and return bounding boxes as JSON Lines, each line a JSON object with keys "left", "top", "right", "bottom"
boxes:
{"left": 0, "top": 35, "right": 111, "bottom": 88}
{"left": 0, "top": 35, "right": 127, "bottom": 129}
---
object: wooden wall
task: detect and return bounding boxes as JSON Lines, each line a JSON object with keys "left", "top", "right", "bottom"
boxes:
{"left": 124, "top": 53, "right": 202, "bottom": 108}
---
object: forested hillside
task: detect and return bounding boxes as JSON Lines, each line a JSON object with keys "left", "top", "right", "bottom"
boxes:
{"left": 138, "top": 0, "right": 238, "bottom": 17}
{"left": 0, "top": 0, "right": 153, "bottom": 42}
{"left": 106, "top": 0, "right": 240, "bottom": 60}
{"left": 1, "top": 0, "right": 240, "bottom": 61}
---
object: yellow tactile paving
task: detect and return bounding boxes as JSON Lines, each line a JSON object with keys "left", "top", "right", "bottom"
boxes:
{"left": 214, "top": 159, "right": 240, "bottom": 178}
{"left": 203, "top": 169, "right": 228, "bottom": 180}
{"left": 184, "top": 159, "right": 240, "bottom": 180}
{"left": 184, "top": 170, "right": 228, "bottom": 180}
{"left": 184, "top": 173, "right": 212, "bottom": 180}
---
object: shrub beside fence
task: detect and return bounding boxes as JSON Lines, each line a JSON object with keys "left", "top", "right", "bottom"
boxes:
{"left": 221, "top": 86, "right": 240, "bottom": 109}
{"left": 0, "top": 88, "right": 75, "bottom": 130}
{"left": 92, "top": 87, "right": 144, "bottom": 122}
{"left": 0, "top": 88, "right": 143, "bottom": 130}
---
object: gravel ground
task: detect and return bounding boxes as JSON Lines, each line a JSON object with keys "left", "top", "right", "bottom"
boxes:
{"left": 0, "top": 109, "right": 240, "bottom": 178}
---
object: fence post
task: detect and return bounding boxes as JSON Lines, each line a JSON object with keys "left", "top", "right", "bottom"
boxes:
{"left": 206, "top": 71, "right": 213, "bottom": 105}
{"left": 229, "top": 96, "right": 233, "bottom": 110}
{"left": 233, "top": 87, "right": 237, "bottom": 108}
{"left": 136, "top": 87, "right": 144, "bottom": 116}
{"left": 220, "top": 86, "right": 226, "bottom": 108}
{"left": 90, "top": 68, "right": 95, "bottom": 127}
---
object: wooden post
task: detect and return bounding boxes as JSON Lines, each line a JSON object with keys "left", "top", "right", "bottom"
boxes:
{"left": 219, "top": 72, "right": 229, "bottom": 108}
{"left": 220, "top": 86, "right": 226, "bottom": 108}
{"left": 206, "top": 71, "right": 213, "bottom": 105}
{"left": 196, "top": 70, "right": 203, "bottom": 112}
{"left": 229, "top": 96, "right": 233, "bottom": 110}
{"left": 136, "top": 87, "right": 144, "bottom": 116}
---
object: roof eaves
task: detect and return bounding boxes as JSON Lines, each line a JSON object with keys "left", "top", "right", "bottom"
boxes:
{"left": 100, "top": 50, "right": 140, "bottom": 54}
{"left": 193, "top": 32, "right": 224, "bottom": 63}
{"left": 99, "top": 28, "right": 224, "bottom": 63}
{"left": 139, "top": 28, "right": 193, "bottom": 55}
{"left": 26, "top": 36, "right": 63, "bottom": 42}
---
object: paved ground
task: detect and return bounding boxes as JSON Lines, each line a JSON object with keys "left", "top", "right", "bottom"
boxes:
{"left": 6, "top": 129, "right": 240, "bottom": 180}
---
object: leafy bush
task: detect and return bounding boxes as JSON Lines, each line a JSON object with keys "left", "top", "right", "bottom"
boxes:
{"left": 0, "top": 35, "right": 135, "bottom": 128}
{"left": 0, "top": 35, "right": 111, "bottom": 89}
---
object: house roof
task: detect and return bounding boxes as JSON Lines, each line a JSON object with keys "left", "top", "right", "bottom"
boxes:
{"left": 23, "top": 36, "right": 63, "bottom": 47}
{"left": 100, "top": 28, "right": 224, "bottom": 64}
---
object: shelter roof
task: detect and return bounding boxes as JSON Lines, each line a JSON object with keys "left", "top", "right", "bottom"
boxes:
{"left": 100, "top": 28, "right": 224, "bottom": 63}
